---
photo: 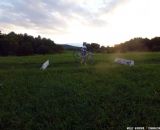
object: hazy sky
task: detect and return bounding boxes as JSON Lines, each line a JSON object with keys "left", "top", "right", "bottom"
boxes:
{"left": 0, "top": 0, "right": 160, "bottom": 46}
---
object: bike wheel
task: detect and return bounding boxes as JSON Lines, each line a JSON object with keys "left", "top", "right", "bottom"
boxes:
{"left": 87, "top": 52, "right": 94, "bottom": 64}
{"left": 73, "top": 51, "right": 81, "bottom": 63}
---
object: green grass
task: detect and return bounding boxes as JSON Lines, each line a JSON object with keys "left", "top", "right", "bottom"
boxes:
{"left": 0, "top": 52, "right": 160, "bottom": 130}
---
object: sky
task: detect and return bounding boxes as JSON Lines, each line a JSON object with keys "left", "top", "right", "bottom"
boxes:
{"left": 0, "top": 0, "right": 160, "bottom": 46}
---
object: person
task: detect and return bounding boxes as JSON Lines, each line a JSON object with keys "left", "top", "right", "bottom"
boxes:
{"left": 81, "top": 42, "right": 87, "bottom": 64}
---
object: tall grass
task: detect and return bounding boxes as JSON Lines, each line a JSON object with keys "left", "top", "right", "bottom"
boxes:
{"left": 0, "top": 52, "right": 160, "bottom": 130}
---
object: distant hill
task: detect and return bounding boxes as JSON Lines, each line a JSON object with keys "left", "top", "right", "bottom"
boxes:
{"left": 60, "top": 44, "right": 81, "bottom": 50}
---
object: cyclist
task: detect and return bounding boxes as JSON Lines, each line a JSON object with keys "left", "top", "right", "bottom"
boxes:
{"left": 81, "top": 42, "right": 87, "bottom": 64}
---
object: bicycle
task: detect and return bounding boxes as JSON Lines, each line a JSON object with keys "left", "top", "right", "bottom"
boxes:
{"left": 73, "top": 49, "right": 94, "bottom": 64}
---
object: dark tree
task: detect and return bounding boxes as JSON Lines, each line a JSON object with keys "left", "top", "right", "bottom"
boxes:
{"left": 0, "top": 31, "right": 64, "bottom": 56}
{"left": 90, "top": 43, "right": 100, "bottom": 52}
{"left": 0, "top": 39, "right": 10, "bottom": 56}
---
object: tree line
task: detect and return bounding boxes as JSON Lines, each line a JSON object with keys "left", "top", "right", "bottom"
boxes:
{"left": 0, "top": 31, "right": 63, "bottom": 56}
{"left": 113, "top": 37, "right": 160, "bottom": 52}
{"left": 0, "top": 31, "right": 160, "bottom": 56}
{"left": 84, "top": 37, "right": 160, "bottom": 53}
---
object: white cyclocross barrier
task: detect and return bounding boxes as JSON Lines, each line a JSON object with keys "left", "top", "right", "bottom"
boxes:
{"left": 114, "top": 58, "right": 134, "bottom": 66}
{"left": 41, "top": 60, "right": 49, "bottom": 70}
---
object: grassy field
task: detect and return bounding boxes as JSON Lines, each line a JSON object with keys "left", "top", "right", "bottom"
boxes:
{"left": 0, "top": 52, "right": 160, "bottom": 130}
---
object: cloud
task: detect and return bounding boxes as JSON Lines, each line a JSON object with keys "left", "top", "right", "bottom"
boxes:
{"left": 2, "top": 0, "right": 152, "bottom": 46}
{"left": 0, "top": 0, "right": 66, "bottom": 34}
{"left": 0, "top": 0, "right": 123, "bottom": 33}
